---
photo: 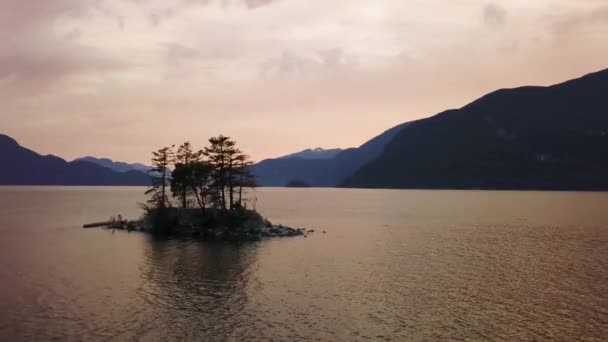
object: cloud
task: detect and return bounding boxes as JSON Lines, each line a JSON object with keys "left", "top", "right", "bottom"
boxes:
{"left": 483, "top": 3, "right": 507, "bottom": 28}
{"left": 1, "top": 0, "right": 607, "bottom": 163}
{"left": 245, "top": 0, "right": 278, "bottom": 9}
{"left": 165, "top": 43, "right": 203, "bottom": 64}
{"left": 0, "top": 0, "right": 88, "bottom": 29}
{"left": 551, "top": 5, "right": 608, "bottom": 38}
{"left": 0, "top": 0, "right": 127, "bottom": 98}
{"left": 169, "top": 0, "right": 279, "bottom": 13}
{"left": 0, "top": 44, "right": 126, "bottom": 97}
{"left": 319, "top": 48, "right": 346, "bottom": 68}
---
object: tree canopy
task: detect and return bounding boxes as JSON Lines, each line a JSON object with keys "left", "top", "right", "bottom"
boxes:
{"left": 145, "top": 145, "right": 174, "bottom": 210}
{"left": 146, "top": 135, "right": 257, "bottom": 214}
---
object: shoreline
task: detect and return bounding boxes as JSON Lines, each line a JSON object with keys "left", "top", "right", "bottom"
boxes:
{"left": 84, "top": 208, "right": 315, "bottom": 242}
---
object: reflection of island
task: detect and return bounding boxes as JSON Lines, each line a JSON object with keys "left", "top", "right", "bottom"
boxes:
{"left": 285, "top": 179, "right": 311, "bottom": 188}
{"left": 138, "top": 235, "right": 258, "bottom": 340}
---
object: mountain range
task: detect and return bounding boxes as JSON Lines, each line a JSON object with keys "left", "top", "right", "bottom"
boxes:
{"left": 73, "top": 156, "right": 152, "bottom": 173}
{"left": 251, "top": 68, "right": 608, "bottom": 190}
{"left": 0, "top": 135, "right": 151, "bottom": 186}
{"left": 2, "top": 68, "right": 607, "bottom": 190}
{"left": 279, "top": 148, "right": 344, "bottom": 160}
{"left": 250, "top": 121, "right": 411, "bottom": 186}
{"left": 344, "top": 68, "right": 608, "bottom": 190}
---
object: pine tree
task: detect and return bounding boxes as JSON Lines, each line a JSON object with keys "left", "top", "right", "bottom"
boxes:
{"left": 189, "top": 161, "right": 213, "bottom": 210}
{"left": 233, "top": 152, "right": 257, "bottom": 209}
{"left": 172, "top": 142, "right": 201, "bottom": 208}
{"left": 145, "top": 146, "right": 175, "bottom": 210}
{"left": 203, "top": 135, "right": 232, "bottom": 210}
{"left": 203, "top": 135, "right": 256, "bottom": 211}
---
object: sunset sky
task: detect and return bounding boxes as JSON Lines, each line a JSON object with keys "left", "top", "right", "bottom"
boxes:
{"left": 2, "top": 0, "right": 607, "bottom": 163}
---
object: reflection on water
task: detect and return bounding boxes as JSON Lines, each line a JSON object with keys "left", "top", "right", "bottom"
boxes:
{"left": 135, "top": 238, "right": 258, "bottom": 341}
{"left": 0, "top": 187, "right": 607, "bottom": 341}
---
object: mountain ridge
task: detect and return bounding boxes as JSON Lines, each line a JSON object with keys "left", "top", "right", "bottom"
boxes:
{"left": 0, "top": 135, "right": 152, "bottom": 186}
{"left": 73, "top": 156, "right": 152, "bottom": 173}
{"left": 250, "top": 121, "right": 412, "bottom": 187}
{"left": 343, "top": 68, "right": 608, "bottom": 190}
{"left": 279, "top": 148, "right": 344, "bottom": 160}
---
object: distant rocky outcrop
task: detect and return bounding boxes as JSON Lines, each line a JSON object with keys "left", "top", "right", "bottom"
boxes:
{"left": 0, "top": 134, "right": 151, "bottom": 185}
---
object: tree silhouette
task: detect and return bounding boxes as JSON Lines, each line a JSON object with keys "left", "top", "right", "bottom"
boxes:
{"left": 188, "top": 161, "right": 214, "bottom": 210}
{"left": 172, "top": 142, "right": 201, "bottom": 208}
{"left": 145, "top": 146, "right": 174, "bottom": 210}
{"left": 203, "top": 135, "right": 256, "bottom": 211}
{"left": 147, "top": 136, "right": 256, "bottom": 215}
{"left": 233, "top": 152, "right": 257, "bottom": 208}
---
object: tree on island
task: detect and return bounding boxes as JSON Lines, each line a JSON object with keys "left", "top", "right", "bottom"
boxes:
{"left": 172, "top": 142, "right": 202, "bottom": 208}
{"left": 145, "top": 135, "right": 258, "bottom": 234}
{"left": 145, "top": 145, "right": 174, "bottom": 210}
{"left": 203, "top": 135, "right": 253, "bottom": 211}
{"left": 233, "top": 153, "right": 256, "bottom": 208}
{"left": 186, "top": 161, "right": 214, "bottom": 210}
{"left": 138, "top": 135, "right": 307, "bottom": 240}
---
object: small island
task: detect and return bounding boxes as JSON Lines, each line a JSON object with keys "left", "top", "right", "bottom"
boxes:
{"left": 85, "top": 135, "right": 313, "bottom": 241}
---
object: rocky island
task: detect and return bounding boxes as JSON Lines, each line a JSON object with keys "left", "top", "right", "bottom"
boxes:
{"left": 143, "top": 208, "right": 311, "bottom": 240}
{"left": 85, "top": 135, "right": 314, "bottom": 241}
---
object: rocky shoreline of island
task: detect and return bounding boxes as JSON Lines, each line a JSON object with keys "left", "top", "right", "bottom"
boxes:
{"left": 85, "top": 208, "right": 316, "bottom": 241}
{"left": 84, "top": 136, "right": 321, "bottom": 242}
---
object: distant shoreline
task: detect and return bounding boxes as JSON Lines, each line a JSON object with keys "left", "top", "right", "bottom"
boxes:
{"left": 1, "top": 185, "right": 607, "bottom": 192}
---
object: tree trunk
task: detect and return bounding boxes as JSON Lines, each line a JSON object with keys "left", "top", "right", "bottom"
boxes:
{"left": 160, "top": 164, "right": 166, "bottom": 208}
{"left": 220, "top": 172, "right": 226, "bottom": 211}
{"left": 221, "top": 183, "right": 226, "bottom": 211}
{"left": 220, "top": 145, "right": 226, "bottom": 211}
{"left": 192, "top": 184, "right": 203, "bottom": 211}
{"left": 228, "top": 161, "right": 234, "bottom": 211}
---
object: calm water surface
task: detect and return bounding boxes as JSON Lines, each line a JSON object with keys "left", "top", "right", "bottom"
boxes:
{"left": 0, "top": 187, "right": 606, "bottom": 341}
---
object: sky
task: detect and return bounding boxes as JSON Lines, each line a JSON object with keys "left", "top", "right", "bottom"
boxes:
{"left": 1, "top": 0, "right": 608, "bottom": 163}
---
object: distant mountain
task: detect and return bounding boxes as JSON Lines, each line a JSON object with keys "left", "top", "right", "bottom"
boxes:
{"left": 280, "top": 148, "right": 343, "bottom": 160}
{"left": 73, "top": 156, "right": 151, "bottom": 173}
{"left": 0, "top": 135, "right": 151, "bottom": 185}
{"left": 250, "top": 121, "right": 412, "bottom": 186}
{"left": 343, "top": 68, "right": 608, "bottom": 190}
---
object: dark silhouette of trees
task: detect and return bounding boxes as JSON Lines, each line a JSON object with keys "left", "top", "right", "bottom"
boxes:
{"left": 234, "top": 153, "right": 256, "bottom": 208}
{"left": 145, "top": 146, "right": 174, "bottom": 210}
{"left": 171, "top": 160, "right": 214, "bottom": 211}
{"left": 188, "top": 161, "right": 214, "bottom": 210}
{"left": 170, "top": 163, "right": 193, "bottom": 209}
{"left": 203, "top": 135, "right": 231, "bottom": 210}
{"left": 203, "top": 135, "right": 255, "bottom": 211}
{"left": 172, "top": 142, "right": 201, "bottom": 208}
{"left": 147, "top": 136, "right": 256, "bottom": 215}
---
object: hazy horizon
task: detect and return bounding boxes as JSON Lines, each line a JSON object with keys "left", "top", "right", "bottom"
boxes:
{"left": 2, "top": 0, "right": 607, "bottom": 163}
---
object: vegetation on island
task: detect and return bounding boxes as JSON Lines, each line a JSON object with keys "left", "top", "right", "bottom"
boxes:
{"left": 142, "top": 135, "right": 305, "bottom": 240}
